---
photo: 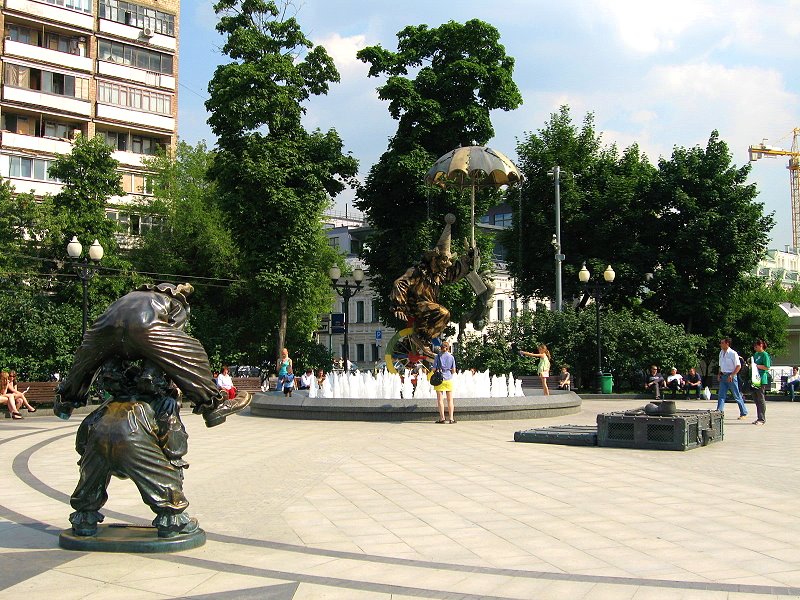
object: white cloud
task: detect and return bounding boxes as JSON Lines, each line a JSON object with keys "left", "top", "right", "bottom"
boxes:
{"left": 590, "top": 0, "right": 712, "bottom": 54}
{"left": 313, "top": 33, "right": 370, "bottom": 81}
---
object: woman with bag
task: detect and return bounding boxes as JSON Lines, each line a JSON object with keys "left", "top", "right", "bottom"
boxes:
{"left": 751, "top": 339, "right": 771, "bottom": 425}
{"left": 433, "top": 341, "right": 457, "bottom": 424}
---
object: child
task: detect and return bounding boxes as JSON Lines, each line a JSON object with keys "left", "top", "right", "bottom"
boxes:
{"left": 519, "top": 344, "right": 552, "bottom": 396}
{"left": 282, "top": 367, "right": 295, "bottom": 397}
{"left": 558, "top": 366, "right": 571, "bottom": 391}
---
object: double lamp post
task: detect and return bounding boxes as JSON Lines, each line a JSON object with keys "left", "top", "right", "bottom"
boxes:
{"left": 66, "top": 236, "right": 104, "bottom": 339}
{"left": 578, "top": 262, "right": 615, "bottom": 393}
{"left": 328, "top": 265, "right": 364, "bottom": 370}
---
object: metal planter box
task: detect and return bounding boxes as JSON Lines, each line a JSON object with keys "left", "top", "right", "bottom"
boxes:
{"left": 597, "top": 409, "right": 723, "bottom": 451}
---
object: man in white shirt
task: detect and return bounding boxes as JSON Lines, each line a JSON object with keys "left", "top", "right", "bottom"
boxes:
{"left": 665, "top": 367, "right": 684, "bottom": 398}
{"left": 717, "top": 337, "right": 748, "bottom": 419}
{"left": 297, "top": 368, "right": 314, "bottom": 390}
{"left": 786, "top": 366, "right": 800, "bottom": 401}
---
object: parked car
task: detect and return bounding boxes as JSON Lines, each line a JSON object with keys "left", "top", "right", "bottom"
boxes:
{"left": 236, "top": 365, "right": 261, "bottom": 377}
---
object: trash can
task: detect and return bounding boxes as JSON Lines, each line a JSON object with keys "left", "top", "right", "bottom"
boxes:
{"left": 600, "top": 374, "right": 614, "bottom": 394}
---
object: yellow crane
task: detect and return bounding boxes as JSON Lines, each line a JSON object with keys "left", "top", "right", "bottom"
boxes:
{"left": 748, "top": 128, "right": 800, "bottom": 248}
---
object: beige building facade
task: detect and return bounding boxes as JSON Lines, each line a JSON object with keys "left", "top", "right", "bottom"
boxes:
{"left": 0, "top": 0, "right": 179, "bottom": 238}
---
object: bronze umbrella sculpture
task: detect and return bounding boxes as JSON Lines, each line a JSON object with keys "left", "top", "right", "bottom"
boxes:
{"left": 425, "top": 145, "right": 524, "bottom": 289}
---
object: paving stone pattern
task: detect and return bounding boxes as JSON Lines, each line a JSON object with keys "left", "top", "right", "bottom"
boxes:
{"left": 1, "top": 399, "right": 799, "bottom": 598}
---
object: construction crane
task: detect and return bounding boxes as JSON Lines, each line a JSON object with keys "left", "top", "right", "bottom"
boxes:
{"left": 748, "top": 128, "right": 800, "bottom": 248}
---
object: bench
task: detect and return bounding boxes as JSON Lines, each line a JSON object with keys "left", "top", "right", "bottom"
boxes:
{"left": 3, "top": 381, "right": 58, "bottom": 417}
{"left": 234, "top": 376, "right": 262, "bottom": 393}
{"left": 519, "top": 375, "right": 563, "bottom": 390}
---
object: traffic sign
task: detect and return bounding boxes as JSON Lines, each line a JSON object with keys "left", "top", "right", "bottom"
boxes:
{"left": 331, "top": 313, "right": 345, "bottom": 334}
{"left": 375, "top": 330, "right": 382, "bottom": 341}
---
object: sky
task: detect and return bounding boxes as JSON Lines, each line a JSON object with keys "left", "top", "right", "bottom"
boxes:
{"left": 176, "top": 0, "right": 800, "bottom": 249}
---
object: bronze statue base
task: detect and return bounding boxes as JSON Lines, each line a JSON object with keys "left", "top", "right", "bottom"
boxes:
{"left": 59, "top": 524, "right": 206, "bottom": 553}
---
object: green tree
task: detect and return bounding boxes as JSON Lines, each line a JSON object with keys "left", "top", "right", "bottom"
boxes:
{"left": 0, "top": 135, "right": 141, "bottom": 375}
{"left": 134, "top": 140, "right": 241, "bottom": 362}
{"left": 206, "top": 0, "right": 358, "bottom": 364}
{"left": 646, "top": 131, "right": 775, "bottom": 341}
{"left": 503, "top": 106, "right": 658, "bottom": 306}
{"left": 355, "top": 19, "right": 522, "bottom": 329}
{"left": 47, "top": 133, "right": 139, "bottom": 314}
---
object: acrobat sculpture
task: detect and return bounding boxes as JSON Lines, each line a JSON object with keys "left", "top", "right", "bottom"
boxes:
{"left": 390, "top": 214, "right": 494, "bottom": 357}
{"left": 55, "top": 283, "right": 251, "bottom": 549}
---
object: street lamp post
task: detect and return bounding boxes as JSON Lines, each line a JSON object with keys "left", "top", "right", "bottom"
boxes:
{"left": 66, "top": 236, "right": 104, "bottom": 339}
{"left": 328, "top": 265, "right": 364, "bottom": 370}
{"left": 548, "top": 166, "right": 564, "bottom": 311}
{"left": 578, "top": 262, "right": 615, "bottom": 392}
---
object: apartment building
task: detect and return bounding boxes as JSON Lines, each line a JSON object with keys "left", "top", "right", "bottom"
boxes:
{"left": 0, "top": 0, "right": 179, "bottom": 239}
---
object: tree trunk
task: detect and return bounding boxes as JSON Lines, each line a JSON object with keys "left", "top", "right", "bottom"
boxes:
{"left": 276, "top": 292, "right": 288, "bottom": 367}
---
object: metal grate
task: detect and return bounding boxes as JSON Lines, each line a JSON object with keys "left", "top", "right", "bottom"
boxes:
{"left": 647, "top": 423, "right": 675, "bottom": 442}
{"left": 689, "top": 422, "right": 699, "bottom": 443}
{"left": 608, "top": 422, "right": 634, "bottom": 440}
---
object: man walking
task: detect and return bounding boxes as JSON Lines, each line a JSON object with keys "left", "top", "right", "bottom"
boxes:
{"left": 717, "top": 337, "right": 748, "bottom": 419}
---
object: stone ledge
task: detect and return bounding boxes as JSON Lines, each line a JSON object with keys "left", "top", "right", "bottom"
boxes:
{"left": 250, "top": 390, "right": 581, "bottom": 421}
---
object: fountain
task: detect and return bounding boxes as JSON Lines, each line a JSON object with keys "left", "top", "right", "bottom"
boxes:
{"left": 251, "top": 368, "right": 580, "bottom": 421}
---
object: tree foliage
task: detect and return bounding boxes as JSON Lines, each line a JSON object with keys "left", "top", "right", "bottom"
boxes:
{"left": 206, "top": 0, "right": 358, "bottom": 363}
{"left": 456, "top": 306, "right": 705, "bottom": 390}
{"left": 0, "top": 135, "right": 142, "bottom": 377}
{"left": 355, "top": 19, "right": 522, "bottom": 328}
{"left": 503, "top": 106, "right": 658, "bottom": 306}
{"left": 504, "top": 106, "right": 777, "bottom": 373}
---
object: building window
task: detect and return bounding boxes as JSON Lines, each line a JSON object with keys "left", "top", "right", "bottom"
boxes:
{"left": 8, "top": 156, "right": 60, "bottom": 182}
{"left": 97, "top": 130, "right": 165, "bottom": 155}
{"left": 510, "top": 298, "right": 517, "bottom": 319}
{"left": 356, "top": 344, "right": 365, "bottom": 362}
{"left": 494, "top": 213, "right": 513, "bottom": 227}
{"left": 98, "top": 130, "right": 127, "bottom": 151}
{"left": 120, "top": 172, "right": 152, "bottom": 195}
{"left": 328, "top": 237, "right": 339, "bottom": 249}
{"left": 97, "top": 81, "right": 172, "bottom": 115}
{"left": 98, "top": 39, "right": 174, "bottom": 74}
{"left": 99, "top": 0, "right": 175, "bottom": 36}
{"left": 43, "top": 0, "right": 92, "bottom": 14}
{"left": 2, "top": 113, "right": 33, "bottom": 135}
{"left": 371, "top": 344, "right": 380, "bottom": 362}
{"left": 44, "top": 121, "right": 76, "bottom": 139}
{"left": 356, "top": 301, "right": 365, "bottom": 323}
{"left": 496, "top": 299, "right": 505, "bottom": 322}
{"left": 350, "top": 238, "right": 362, "bottom": 255}
{"left": 106, "top": 209, "right": 163, "bottom": 235}
{"left": 4, "top": 63, "right": 89, "bottom": 100}
{"left": 371, "top": 299, "right": 380, "bottom": 322}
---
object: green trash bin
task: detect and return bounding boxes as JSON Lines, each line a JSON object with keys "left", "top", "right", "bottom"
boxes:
{"left": 600, "top": 374, "right": 613, "bottom": 394}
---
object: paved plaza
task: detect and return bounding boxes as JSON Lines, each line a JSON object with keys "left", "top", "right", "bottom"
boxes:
{"left": 1, "top": 398, "right": 799, "bottom": 599}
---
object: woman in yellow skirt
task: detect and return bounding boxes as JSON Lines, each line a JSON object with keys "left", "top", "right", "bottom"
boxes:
{"left": 433, "top": 341, "right": 457, "bottom": 423}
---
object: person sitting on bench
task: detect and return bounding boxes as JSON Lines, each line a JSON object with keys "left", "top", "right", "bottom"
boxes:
{"left": 786, "top": 367, "right": 800, "bottom": 401}
{"left": 666, "top": 367, "right": 684, "bottom": 398}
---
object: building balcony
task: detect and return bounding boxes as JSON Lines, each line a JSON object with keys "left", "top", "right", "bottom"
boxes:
{"left": 95, "top": 103, "right": 174, "bottom": 132}
{"left": 4, "top": 40, "right": 92, "bottom": 72}
{"left": 2, "top": 85, "right": 91, "bottom": 116}
{"left": 1, "top": 131, "right": 73, "bottom": 155}
{"left": 112, "top": 150, "right": 147, "bottom": 167}
{"left": 96, "top": 60, "right": 175, "bottom": 91}
{"left": 5, "top": 0, "right": 94, "bottom": 30}
{"left": 98, "top": 19, "right": 177, "bottom": 52}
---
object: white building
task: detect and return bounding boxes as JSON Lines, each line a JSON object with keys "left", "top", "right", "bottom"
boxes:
{"left": 754, "top": 246, "right": 800, "bottom": 288}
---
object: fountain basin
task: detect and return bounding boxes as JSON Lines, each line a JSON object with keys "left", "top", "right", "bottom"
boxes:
{"left": 250, "top": 389, "right": 581, "bottom": 421}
